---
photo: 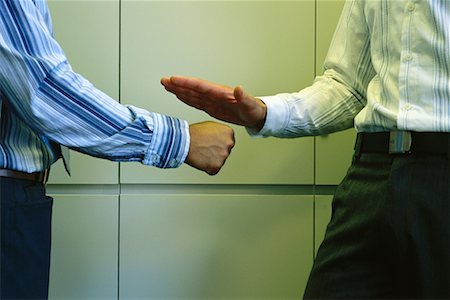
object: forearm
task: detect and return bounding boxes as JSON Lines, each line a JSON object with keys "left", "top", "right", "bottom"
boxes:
{"left": 1, "top": 56, "right": 189, "bottom": 168}
{"left": 253, "top": 71, "right": 365, "bottom": 138}
{"left": 35, "top": 63, "right": 190, "bottom": 167}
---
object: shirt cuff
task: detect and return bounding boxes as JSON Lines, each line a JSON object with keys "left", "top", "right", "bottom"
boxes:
{"left": 144, "top": 113, "right": 190, "bottom": 168}
{"left": 246, "top": 95, "right": 290, "bottom": 137}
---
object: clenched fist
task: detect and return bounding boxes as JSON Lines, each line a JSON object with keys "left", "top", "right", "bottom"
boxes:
{"left": 186, "top": 121, "right": 235, "bottom": 175}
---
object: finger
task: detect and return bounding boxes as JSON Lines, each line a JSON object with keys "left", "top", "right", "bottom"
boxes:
{"left": 165, "top": 81, "right": 234, "bottom": 104}
{"left": 160, "top": 77, "right": 170, "bottom": 86}
{"left": 170, "top": 76, "right": 235, "bottom": 100}
{"left": 164, "top": 82, "right": 228, "bottom": 109}
{"left": 168, "top": 86, "right": 232, "bottom": 118}
{"left": 164, "top": 83, "right": 204, "bottom": 99}
{"left": 169, "top": 76, "right": 208, "bottom": 92}
{"left": 161, "top": 76, "right": 195, "bottom": 93}
{"left": 175, "top": 94, "right": 205, "bottom": 110}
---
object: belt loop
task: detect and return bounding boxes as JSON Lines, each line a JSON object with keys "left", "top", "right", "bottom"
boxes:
{"left": 354, "top": 133, "right": 363, "bottom": 159}
{"left": 43, "top": 168, "right": 50, "bottom": 185}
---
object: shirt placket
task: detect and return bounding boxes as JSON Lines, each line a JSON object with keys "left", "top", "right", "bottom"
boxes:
{"left": 398, "top": 0, "right": 417, "bottom": 129}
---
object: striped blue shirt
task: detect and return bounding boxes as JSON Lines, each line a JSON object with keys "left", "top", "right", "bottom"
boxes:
{"left": 258, "top": 0, "right": 449, "bottom": 137}
{"left": 0, "top": 0, "right": 190, "bottom": 173}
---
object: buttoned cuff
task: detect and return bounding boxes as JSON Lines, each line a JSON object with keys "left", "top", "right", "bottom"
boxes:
{"left": 246, "top": 95, "right": 290, "bottom": 137}
{"left": 144, "top": 113, "right": 190, "bottom": 168}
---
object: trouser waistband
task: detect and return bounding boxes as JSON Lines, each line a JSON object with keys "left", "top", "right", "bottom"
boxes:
{"left": 355, "top": 131, "right": 450, "bottom": 157}
{"left": 0, "top": 168, "right": 50, "bottom": 184}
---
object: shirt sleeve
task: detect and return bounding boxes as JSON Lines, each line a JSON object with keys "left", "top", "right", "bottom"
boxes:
{"left": 250, "top": 0, "right": 375, "bottom": 138}
{"left": 0, "top": 0, "right": 189, "bottom": 168}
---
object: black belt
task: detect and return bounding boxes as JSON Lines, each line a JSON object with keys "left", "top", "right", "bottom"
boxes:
{"left": 0, "top": 168, "right": 50, "bottom": 184}
{"left": 356, "top": 131, "right": 450, "bottom": 156}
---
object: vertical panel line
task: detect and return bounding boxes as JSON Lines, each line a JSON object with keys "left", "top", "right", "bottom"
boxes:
{"left": 312, "top": 0, "right": 318, "bottom": 261}
{"left": 117, "top": 0, "right": 122, "bottom": 299}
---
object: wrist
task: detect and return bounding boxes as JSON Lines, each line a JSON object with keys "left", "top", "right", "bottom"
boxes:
{"left": 252, "top": 98, "right": 267, "bottom": 131}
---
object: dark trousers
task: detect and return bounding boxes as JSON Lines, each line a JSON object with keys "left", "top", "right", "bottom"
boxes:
{"left": 0, "top": 177, "right": 53, "bottom": 300}
{"left": 304, "top": 152, "right": 449, "bottom": 299}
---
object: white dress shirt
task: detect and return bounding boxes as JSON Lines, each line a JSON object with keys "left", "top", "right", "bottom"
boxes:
{"left": 257, "top": 0, "right": 449, "bottom": 138}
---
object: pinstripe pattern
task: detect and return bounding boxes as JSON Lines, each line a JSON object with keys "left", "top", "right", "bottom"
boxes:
{"left": 0, "top": 0, "right": 190, "bottom": 173}
{"left": 258, "top": 0, "right": 449, "bottom": 138}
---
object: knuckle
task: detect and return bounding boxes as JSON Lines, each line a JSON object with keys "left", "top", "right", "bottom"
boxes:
{"left": 229, "top": 139, "right": 235, "bottom": 149}
{"left": 207, "top": 167, "right": 220, "bottom": 176}
{"left": 221, "top": 149, "right": 230, "bottom": 158}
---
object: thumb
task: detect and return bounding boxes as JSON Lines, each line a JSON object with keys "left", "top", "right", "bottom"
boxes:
{"left": 233, "top": 85, "right": 267, "bottom": 130}
{"left": 233, "top": 85, "right": 254, "bottom": 105}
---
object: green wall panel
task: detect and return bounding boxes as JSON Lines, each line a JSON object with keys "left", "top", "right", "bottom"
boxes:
{"left": 314, "top": 195, "right": 333, "bottom": 256}
{"left": 48, "top": 195, "right": 119, "bottom": 300}
{"left": 120, "top": 194, "right": 313, "bottom": 299}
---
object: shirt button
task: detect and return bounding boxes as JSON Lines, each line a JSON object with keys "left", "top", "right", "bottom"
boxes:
{"left": 403, "top": 103, "right": 413, "bottom": 111}
{"left": 169, "top": 159, "right": 178, "bottom": 167}
{"left": 152, "top": 154, "right": 160, "bottom": 163}
{"left": 407, "top": 2, "right": 415, "bottom": 12}
{"left": 404, "top": 53, "right": 413, "bottom": 61}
